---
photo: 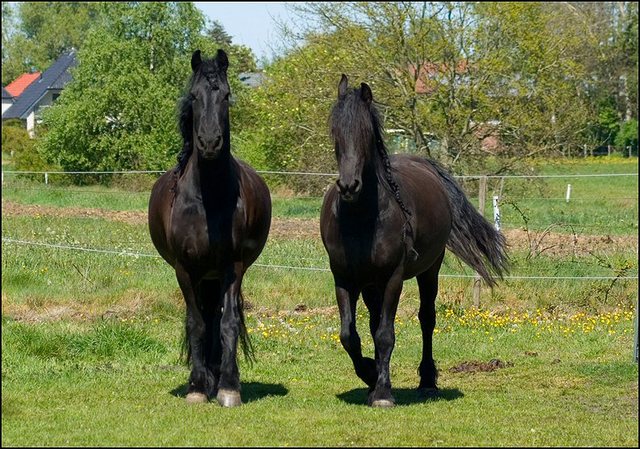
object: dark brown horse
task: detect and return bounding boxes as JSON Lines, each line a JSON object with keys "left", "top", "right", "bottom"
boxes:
{"left": 320, "top": 75, "right": 508, "bottom": 407}
{"left": 148, "top": 49, "right": 271, "bottom": 407}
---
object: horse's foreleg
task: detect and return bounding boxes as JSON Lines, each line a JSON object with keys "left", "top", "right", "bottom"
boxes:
{"left": 362, "top": 285, "right": 382, "bottom": 377}
{"left": 336, "top": 283, "right": 377, "bottom": 389}
{"left": 369, "top": 271, "right": 403, "bottom": 407}
{"left": 201, "top": 279, "right": 222, "bottom": 394}
{"left": 176, "top": 265, "right": 213, "bottom": 403}
{"left": 216, "top": 262, "right": 244, "bottom": 407}
{"left": 416, "top": 251, "right": 444, "bottom": 399}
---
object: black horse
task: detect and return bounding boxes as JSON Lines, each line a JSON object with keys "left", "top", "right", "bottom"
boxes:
{"left": 148, "top": 49, "right": 271, "bottom": 407}
{"left": 320, "top": 75, "right": 508, "bottom": 407}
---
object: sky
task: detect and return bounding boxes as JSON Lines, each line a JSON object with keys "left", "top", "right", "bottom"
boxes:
{"left": 194, "top": 2, "right": 298, "bottom": 63}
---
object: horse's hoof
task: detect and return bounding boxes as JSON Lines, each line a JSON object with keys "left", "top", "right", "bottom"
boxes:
{"left": 216, "top": 389, "right": 242, "bottom": 407}
{"left": 185, "top": 392, "right": 208, "bottom": 404}
{"left": 417, "top": 387, "right": 439, "bottom": 401}
{"left": 370, "top": 398, "right": 396, "bottom": 408}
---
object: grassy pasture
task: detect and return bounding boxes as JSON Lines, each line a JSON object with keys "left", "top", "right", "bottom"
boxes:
{"left": 2, "top": 156, "right": 638, "bottom": 232}
{"left": 1, "top": 156, "right": 638, "bottom": 446}
{"left": 2, "top": 307, "right": 637, "bottom": 446}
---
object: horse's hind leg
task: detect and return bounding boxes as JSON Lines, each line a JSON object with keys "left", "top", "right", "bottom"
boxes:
{"left": 336, "top": 282, "right": 377, "bottom": 389}
{"left": 176, "top": 265, "right": 214, "bottom": 403}
{"left": 416, "top": 251, "right": 445, "bottom": 399}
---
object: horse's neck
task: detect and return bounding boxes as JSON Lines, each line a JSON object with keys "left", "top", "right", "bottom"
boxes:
{"left": 181, "top": 151, "right": 238, "bottom": 197}
{"left": 361, "top": 147, "right": 389, "bottom": 200}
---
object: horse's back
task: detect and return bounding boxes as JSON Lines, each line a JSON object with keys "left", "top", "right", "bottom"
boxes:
{"left": 391, "top": 154, "right": 452, "bottom": 222}
{"left": 391, "top": 154, "right": 453, "bottom": 276}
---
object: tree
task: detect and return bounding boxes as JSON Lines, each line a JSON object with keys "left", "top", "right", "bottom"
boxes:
{"left": 205, "top": 19, "right": 258, "bottom": 72}
{"left": 1, "top": 2, "right": 103, "bottom": 85}
{"left": 231, "top": 27, "right": 368, "bottom": 193}
{"left": 566, "top": 2, "right": 638, "bottom": 151}
{"left": 36, "top": 2, "right": 222, "bottom": 174}
{"left": 242, "top": 1, "right": 632, "bottom": 181}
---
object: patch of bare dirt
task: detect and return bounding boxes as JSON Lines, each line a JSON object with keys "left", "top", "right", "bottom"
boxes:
{"left": 1, "top": 199, "right": 321, "bottom": 239}
{"left": 505, "top": 228, "right": 637, "bottom": 257}
{"left": 2, "top": 199, "right": 147, "bottom": 225}
{"left": 1, "top": 290, "right": 152, "bottom": 323}
{"left": 449, "top": 359, "right": 514, "bottom": 373}
{"left": 3, "top": 199, "right": 636, "bottom": 257}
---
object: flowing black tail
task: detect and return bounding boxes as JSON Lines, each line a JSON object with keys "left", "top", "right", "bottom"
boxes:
{"left": 181, "top": 285, "right": 255, "bottom": 367}
{"left": 427, "top": 160, "right": 509, "bottom": 287}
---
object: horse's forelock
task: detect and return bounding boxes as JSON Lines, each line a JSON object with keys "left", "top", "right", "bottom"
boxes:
{"left": 330, "top": 87, "right": 386, "bottom": 154}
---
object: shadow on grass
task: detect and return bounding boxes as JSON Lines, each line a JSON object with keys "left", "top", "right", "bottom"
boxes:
{"left": 170, "top": 382, "right": 288, "bottom": 404}
{"left": 336, "top": 387, "right": 464, "bottom": 406}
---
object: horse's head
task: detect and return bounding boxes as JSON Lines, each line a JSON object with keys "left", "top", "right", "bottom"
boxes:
{"left": 189, "top": 49, "right": 231, "bottom": 161}
{"left": 330, "top": 74, "right": 377, "bottom": 202}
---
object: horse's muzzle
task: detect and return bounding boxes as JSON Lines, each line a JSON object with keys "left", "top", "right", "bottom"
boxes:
{"left": 197, "top": 135, "right": 224, "bottom": 160}
{"left": 337, "top": 178, "right": 361, "bottom": 202}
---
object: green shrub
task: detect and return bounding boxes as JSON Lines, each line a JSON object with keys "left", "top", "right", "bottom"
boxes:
{"left": 614, "top": 119, "right": 638, "bottom": 156}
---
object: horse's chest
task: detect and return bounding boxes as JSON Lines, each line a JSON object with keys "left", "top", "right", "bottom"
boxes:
{"left": 170, "top": 202, "right": 235, "bottom": 262}
{"left": 328, "top": 214, "right": 404, "bottom": 279}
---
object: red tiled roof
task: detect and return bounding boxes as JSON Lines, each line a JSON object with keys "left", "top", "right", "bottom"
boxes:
{"left": 409, "top": 61, "right": 469, "bottom": 94}
{"left": 5, "top": 72, "right": 41, "bottom": 98}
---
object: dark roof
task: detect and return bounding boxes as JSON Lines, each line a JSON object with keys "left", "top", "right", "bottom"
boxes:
{"left": 3, "top": 50, "right": 77, "bottom": 119}
{"left": 2, "top": 87, "right": 14, "bottom": 100}
{"left": 238, "top": 72, "right": 265, "bottom": 88}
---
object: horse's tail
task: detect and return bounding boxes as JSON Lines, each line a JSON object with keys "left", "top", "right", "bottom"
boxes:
{"left": 179, "top": 285, "right": 255, "bottom": 367}
{"left": 427, "top": 160, "right": 509, "bottom": 287}
{"left": 237, "top": 289, "right": 255, "bottom": 364}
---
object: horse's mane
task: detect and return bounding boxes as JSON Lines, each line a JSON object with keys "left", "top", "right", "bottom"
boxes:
{"left": 330, "top": 88, "right": 414, "bottom": 225}
{"left": 175, "top": 92, "right": 194, "bottom": 175}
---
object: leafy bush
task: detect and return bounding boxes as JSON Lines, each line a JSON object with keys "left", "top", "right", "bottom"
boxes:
{"left": 1, "top": 119, "right": 52, "bottom": 173}
{"left": 614, "top": 119, "right": 638, "bottom": 156}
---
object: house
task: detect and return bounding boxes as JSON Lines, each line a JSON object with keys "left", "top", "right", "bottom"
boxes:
{"left": 238, "top": 72, "right": 265, "bottom": 88}
{"left": 3, "top": 71, "right": 41, "bottom": 116}
{"left": 4, "top": 71, "right": 41, "bottom": 98}
{"left": 2, "top": 51, "right": 77, "bottom": 137}
{"left": 2, "top": 87, "right": 14, "bottom": 115}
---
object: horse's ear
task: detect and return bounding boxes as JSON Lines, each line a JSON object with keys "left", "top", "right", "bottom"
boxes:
{"left": 360, "top": 82, "right": 373, "bottom": 104}
{"left": 191, "top": 50, "right": 202, "bottom": 72}
{"left": 216, "top": 49, "right": 229, "bottom": 72}
{"left": 338, "top": 74, "right": 348, "bottom": 98}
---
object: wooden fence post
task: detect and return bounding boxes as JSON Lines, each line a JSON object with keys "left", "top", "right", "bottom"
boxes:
{"left": 473, "top": 176, "right": 487, "bottom": 308}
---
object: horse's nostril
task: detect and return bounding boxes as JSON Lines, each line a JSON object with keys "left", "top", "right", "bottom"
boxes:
{"left": 337, "top": 179, "right": 361, "bottom": 196}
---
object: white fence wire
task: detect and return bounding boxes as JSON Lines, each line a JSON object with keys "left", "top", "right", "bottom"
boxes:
{"left": 2, "top": 169, "right": 638, "bottom": 281}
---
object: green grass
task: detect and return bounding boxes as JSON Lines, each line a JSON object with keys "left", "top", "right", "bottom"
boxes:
{"left": 2, "top": 157, "right": 638, "bottom": 446}
{"left": 2, "top": 213, "right": 637, "bottom": 313}
{"left": 2, "top": 156, "right": 637, "bottom": 233}
{"left": 2, "top": 308, "right": 637, "bottom": 446}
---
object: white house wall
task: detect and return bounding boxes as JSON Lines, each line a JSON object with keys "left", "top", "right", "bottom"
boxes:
{"left": 2, "top": 101, "right": 13, "bottom": 115}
